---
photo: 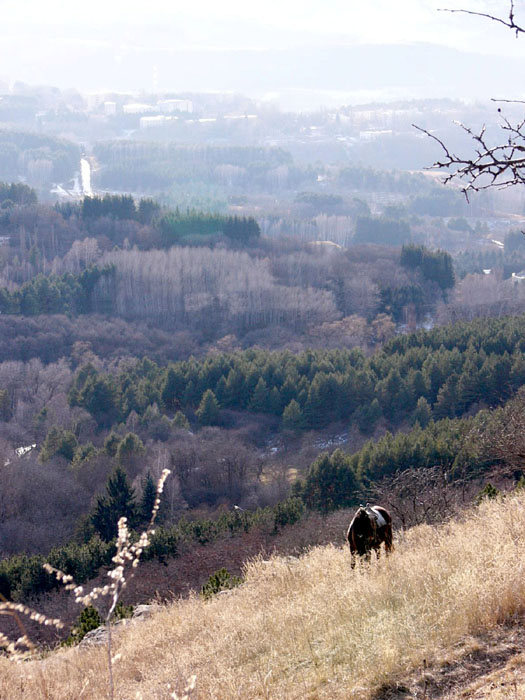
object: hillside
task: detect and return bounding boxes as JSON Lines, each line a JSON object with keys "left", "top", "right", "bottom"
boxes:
{"left": 2, "top": 493, "right": 525, "bottom": 699}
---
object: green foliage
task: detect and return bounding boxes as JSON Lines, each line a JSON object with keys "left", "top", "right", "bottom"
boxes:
{"left": 273, "top": 497, "right": 305, "bottom": 532}
{"left": 172, "top": 410, "right": 190, "bottom": 430}
{"left": 81, "top": 194, "right": 137, "bottom": 221}
{"left": 93, "top": 141, "right": 291, "bottom": 194}
{"left": 159, "top": 211, "right": 260, "bottom": 247}
{"left": 412, "top": 397, "right": 432, "bottom": 428}
{"left": 447, "top": 217, "right": 471, "bottom": 232}
{"left": 196, "top": 389, "right": 220, "bottom": 426}
{"left": 282, "top": 399, "right": 305, "bottom": 431}
{"left": 356, "top": 398, "right": 382, "bottom": 434}
{"left": 300, "top": 449, "right": 360, "bottom": 514}
{"left": 139, "top": 472, "right": 158, "bottom": 524}
{"left": 64, "top": 606, "right": 101, "bottom": 646}
{"left": 409, "top": 187, "right": 466, "bottom": 216}
{"left": 91, "top": 467, "right": 137, "bottom": 542}
{"left": 103, "top": 432, "right": 121, "bottom": 457}
{"left": 379, "top": 284, "right": 425, "bottom": 321}
{"left": 337, "top": 165, "right": 432, "bottom": 194}
{"left": 116, "top": 432, "right": 145, "bottom": 466}
{"left": 401, "top": 244, "right": 455, "bottom": 290}
{"left": 201, "top": 568, "right": 242, "bottom": 600}
{"left": 0, "top": 266, "right": 114, "bottom": 316}
{"left": 161, "top": 367, "right": 182, "bottom": 410}
{"left": 40, "top": 427, "right": 78, "bottom": 462}
{"left": 68, "top": 314, "right": 525, "bottom": 436}
{"left": 476, "top": 482, "right": 500, "bottom": 504}
{"left": 515, "top": 476, "right": 525, "bottom": 490}
{"left": 144, "top": 528, "right": 180, "bottom": 563}
{"left": 0, "top": 389, "right": 10, "bottom": 421}
{"left": 0, "top": 182, "right": 37, "bottom": 206}
{"left": 0, "top": 132, "right": 79, "bottom": 184}
{"left": 64, "top": 601, "right": 134, "bottom": 646}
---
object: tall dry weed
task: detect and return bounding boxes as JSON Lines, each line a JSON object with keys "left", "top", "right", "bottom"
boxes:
{"left": 1, "top": 468, "right": 171, "bottom": 700}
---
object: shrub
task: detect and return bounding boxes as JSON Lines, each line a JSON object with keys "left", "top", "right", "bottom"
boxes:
{"left": 273, "top": 497, "right": 305, "bottom": 532}
{"left": 201, "top": 568, "right": 242, "bottom": 600}
{"left": 64, "top": 605, "right": 102, "bottom": 646}
{"left": 476, "top": 482, "right": 500, "bottom": 504}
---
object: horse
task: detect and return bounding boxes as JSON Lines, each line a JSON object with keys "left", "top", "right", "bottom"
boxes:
{"left": 347, "top": 504, "right": 393, "bottom": 568}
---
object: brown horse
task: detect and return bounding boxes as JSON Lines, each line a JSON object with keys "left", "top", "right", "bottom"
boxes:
{"left": 347, "top": 504, "right": 393, "bottom": 568}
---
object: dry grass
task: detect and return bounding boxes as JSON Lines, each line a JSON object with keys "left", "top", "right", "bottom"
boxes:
{"left": 3, "top": 493, "right": 525, "bottom": 699}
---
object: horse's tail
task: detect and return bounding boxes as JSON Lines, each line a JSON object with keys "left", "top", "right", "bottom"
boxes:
{"left": 374, "top": 506, "right": 394, "bottom": 554}
{"left": 384, "top": 521, "right": 394, "bottom": 553}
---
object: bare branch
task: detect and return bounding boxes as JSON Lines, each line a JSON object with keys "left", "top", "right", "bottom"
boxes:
{"left": 413, "top": 116, "right": 525, "bottom": 199}
{"left": 420, "top": 4, "right": 525, "bottom": 196}
{"left": 491, "top": 98, "right": 525, "bottom": 105}
{"left": 438, "top": 1, "right": 525, "bottom": 37}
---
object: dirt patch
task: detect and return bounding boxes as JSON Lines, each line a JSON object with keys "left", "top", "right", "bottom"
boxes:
{"left": 374, "top": 616, "right": 525, "bottom": 699}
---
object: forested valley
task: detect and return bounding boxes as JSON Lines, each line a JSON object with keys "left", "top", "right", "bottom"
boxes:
{"left": 3, "top": 88, "right": 525, "bottom": 616}
{"left": 1, "top": 162, "right": 525, "bottom": 607}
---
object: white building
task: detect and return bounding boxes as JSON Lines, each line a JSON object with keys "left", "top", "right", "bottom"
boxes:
{"left": 157, "top": 99, "right": 193, "bottom": 114}
{"left": 123, "top": 103, "right": 155, "bottom": 115}
{"left": 139, "top": 115, "right": 178, "bottom": 129}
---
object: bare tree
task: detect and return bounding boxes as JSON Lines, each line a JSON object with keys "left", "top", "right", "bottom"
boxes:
{"left": 475, "top": 386, "right": 525, "bottom": 476}
{"left": 416, "top": 2, "right": 525, "bottom": 196}
{"left": 368, "top": 465, "right": 470, "bottom": 530}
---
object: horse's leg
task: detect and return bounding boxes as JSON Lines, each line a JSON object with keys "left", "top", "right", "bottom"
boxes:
{"left": 384, "top": 525, "right": 394, "bottom": 555}
{"left": 349, "top": 541, "right": 357, "bottom": 569}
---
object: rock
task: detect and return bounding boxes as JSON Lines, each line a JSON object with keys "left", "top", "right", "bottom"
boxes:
{"left": 79, "top": 626, "right": 108, "bottom": 647}
{"left": 132, "top": 604, "right": 160, "bottom": 620}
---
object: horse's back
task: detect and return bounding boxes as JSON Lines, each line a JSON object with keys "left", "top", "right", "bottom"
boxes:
{"left": 371, "top": 505, "right": 392, "bottom": 526}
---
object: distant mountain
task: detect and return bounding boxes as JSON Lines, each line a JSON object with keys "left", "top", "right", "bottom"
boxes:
{"left": 5, "top": 41, "right": 525, "bottom": 109}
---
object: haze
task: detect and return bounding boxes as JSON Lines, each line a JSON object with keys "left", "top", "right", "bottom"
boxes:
{"left": 3, "top": 0, "right": 525, "bottom": 108}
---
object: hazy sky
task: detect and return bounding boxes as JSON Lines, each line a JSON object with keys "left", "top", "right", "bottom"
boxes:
{"left": 3, "top": 0, "right": 524, "bottom": 51}
{"left": 2, "top": 0, "right": 525, "bottom": 100}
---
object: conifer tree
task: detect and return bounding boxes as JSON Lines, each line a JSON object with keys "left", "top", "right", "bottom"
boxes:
{"left": 139, "top": 472, "right": 158, "bottom": 524}
{"left": 282, "top": 399, "right": 305, "bottom": 432}
{"left": 172, "top": 410, "right": 190, "bottom": 430}
{"left": 91, "top": 466, "right": 137, "bottom": 541}
{"left": 412, "top": 397, "right": 432, "bottom": 428}
{"left": 249, "top": 377, "right": 269, "bottom": 412}
{"left": 196, "top": 389, "right": 220, "bottom": 426}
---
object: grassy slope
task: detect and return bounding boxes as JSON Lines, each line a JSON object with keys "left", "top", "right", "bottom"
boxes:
{"left": 3, "top": 494, "right": 525, "bottom": 699}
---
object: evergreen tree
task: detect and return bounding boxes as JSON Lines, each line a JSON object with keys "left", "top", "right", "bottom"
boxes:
{"left": 172, "top": 410, "right": 190, "bottom": 430}
{"left": 116, "top": 432, "right": 145, "bottom": 468}
{"left": 91, "top": 467, "right": 137, "bottom": 541}
{"left": 0, "top": 389, "right": 10, "bottom": 421}
{"left": 269, "top": 386, "right": 283, "bottom": 415}
{"left": 161, "top": 367, "right": 181, "bottom": 410}
{"left": 249, "top": 377, "right": 269, "bottom": 412}
{"left": 104, "top": 432, "right": 121, "bottom": 457}
{"left": 40, "top": 427, "right": 78, "bottom": 462}
{"left": 196, "top": 390, "right": 220, "bottom": 426}
{"left": 412, "top": 397, "right": 432, "bottom": 428}
{"left": 301, "top": 449, "right": 359, "bottom": 513}
{"left": 139, "top": 472, "right": 158, "bottom": 524}
{"left": 282, "top": 399, "right": 306, "bottom": 432}
{"left": 434, "top": 374, "right": 459, "bottom": 420}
